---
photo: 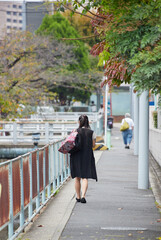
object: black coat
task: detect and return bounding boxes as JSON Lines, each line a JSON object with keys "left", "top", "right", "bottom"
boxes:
{"left": 70, "top": 127, "right": 97, "bottom": 181}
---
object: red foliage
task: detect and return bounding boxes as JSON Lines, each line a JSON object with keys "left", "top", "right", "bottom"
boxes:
{"left": 90, "top": 41, "right": 105, "bottom": 56}
{"left": 101, "top": 56, "right": 131, "bottom": 87}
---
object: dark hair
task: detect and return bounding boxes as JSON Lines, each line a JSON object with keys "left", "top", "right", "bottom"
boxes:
{"left": 79, "top": 115, "right": 90, "bottom": 128}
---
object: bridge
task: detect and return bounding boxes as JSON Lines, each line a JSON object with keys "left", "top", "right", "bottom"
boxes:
{"left": 0, "top": 112, "right": 103, "bottom": 158}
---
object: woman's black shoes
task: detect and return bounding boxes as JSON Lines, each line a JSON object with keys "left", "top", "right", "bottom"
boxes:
{"left": 76, "top": 197, "right": 87, "bottom": 203}
{"left": 80, "top": 197, "right": 86, "bottom": 203}
{"left": 76, "top": 198, "right": 81, "bottom": 202}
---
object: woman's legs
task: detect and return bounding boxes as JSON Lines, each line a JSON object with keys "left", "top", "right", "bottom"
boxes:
{"left": 81, "top": 178, "right": 88, "bottom": 198}
{"left": 75, "top": 177, "right": 81, "bottom": 199}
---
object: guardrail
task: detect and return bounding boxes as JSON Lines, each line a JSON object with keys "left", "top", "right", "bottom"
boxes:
{"left": 30, "top": 112, "right": 100, "bottom": 122}
{"left": 0, "top": 115, "right": 103, "bottom": 144}
{"left": 0, "top": 139, "right": 70, "bottom": 240}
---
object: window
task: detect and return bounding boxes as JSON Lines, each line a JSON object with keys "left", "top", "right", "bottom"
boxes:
{"left": 19, "top": 20, "right": 22, "bottom": 23}
{"left": 13, "top": 19, "right": 17, "bottom": 23}
{"left": 7, "top": 26, "right": 11, "bottom": 29}
{"left": 19, "top": 27, "right": 22, "bottom": 30}
{"left": 13, "top": 12, "right": 17, "bottom": 16}
{"left": 19, "top": 13, "right": 22, "bottom": 16}
{"left": 13, "top": 4, "right": 17, "bottom": 8}
{"left": 7, "top": 11, "right": 11, "bottom": 15}
{"left": 19, "top": 5, "right": 22, "bottom": 9}
{"left": 7, "top": 18, "right": 11, "bottom": 22}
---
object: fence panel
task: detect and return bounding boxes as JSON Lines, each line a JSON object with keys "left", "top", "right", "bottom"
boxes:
{"left": 0, "top": 139, "right": 70, "bottom": 240}
{"left": 23, "top": 156, "right": 30, "bottom": 207}
{"left": 12, "top": 160, "right": 21, "bottom": 217}
{"left": 0, "top": 165, "right": 10, "bottom": 227}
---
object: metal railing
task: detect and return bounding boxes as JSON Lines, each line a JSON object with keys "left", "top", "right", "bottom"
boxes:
{"left": 0, "top": 114, "right": 104, "bottom": 144}
{"left": 0, "top": 139, "right": 70, "bottom": 240}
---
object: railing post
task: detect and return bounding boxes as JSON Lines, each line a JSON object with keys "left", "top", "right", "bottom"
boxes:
{"left": 67, "top": 154, "right": 70, "bottom": 176}
{"left": 42, "top": 149, "right": 46, "bottom": 203}
{"left": 53, "top": 144, "right": 56, "bottom": 190}
{"left": 45, "top": 122, "right": 49, "bottom": 144}
{"left": 47, "top": 145, "right": 51, "bottom": 198}
{"left": 62, "top": 124, "right": 65, "bottom": 137}
{"left": 20, "top": 123, "right": 23, "bottom": 140}
{"left": 20, "top": 157, "right": 24, "bottom": 228}
{"left": 49, "top": 123, "right": 53, "bottom": 142}
{"left": 36, "top": 150, "right": 40, "bottom": 209}
{"left": 28, "top": 153, "right": 33, "bottom": 220}
{"left": 61, "top": 151, "right": 64, "bottom": 183}
{"left": 13, "top": 122, "right": 17, "bottom": 144}
{"left": 8, "top": 162, "right": 13, "bottom": 239}
{"left": 57, "top": 143, "right": 60, "bottom": 188}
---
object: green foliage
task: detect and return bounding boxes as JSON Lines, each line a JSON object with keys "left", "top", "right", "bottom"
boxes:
{"left": 153, "top": 111, "right": 158, "bottom": 128}
{"left": 36, "top": 12, "right": 102, "bottom": 105}
{"left": 37, "top": 12, "right": 90, "bottom": 72}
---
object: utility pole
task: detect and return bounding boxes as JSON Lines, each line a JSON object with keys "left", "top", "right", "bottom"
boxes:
{"left": 104, "top": 83, "right": 108, "bottom": 147}
{"left": 138, "top": 91, "right": 149, "bottom": 189}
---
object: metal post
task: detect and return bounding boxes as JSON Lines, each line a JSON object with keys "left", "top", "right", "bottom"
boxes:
{"left": 28, "top": 153, "right": 33, "bottom": 219}
{"left": 138, "top": 91, "right": 149, "bottom": 189}
{"left": 134, "top": 92, "right": 139, "bottom": 156}
{"left": 36, "top": 150, "right": 40, "bottom": 209}
{"left": 47, "top": 145, "right": 51, "bottom": 198}
{"left": 8, "top": 162, "right": 13, "bottom": 239}
{"left": 53, "top": 144, "right": 56, "bottom": 190}
{"left": 45, "top": 122, "right": 49, "bottom": 144}
{"left": 61, "top": 152, "right": 64, "bottom": 183}
{"left": 130, "top": 84, "right": 134, "bottom": 120}
{"left": 57, "top": 143, "right": 60, "bottom": 188}
{"left": 20, "top": 157, "right": 24, "bottom": 227}
{"left": 42, "top": 149, "right": 46, "bottom": 203}
{"left": 107, "top": 129, "right": 111, "bottom": 150}
{"left": 104, "top": 84, "right": 108, "bottom": 146}
{"left": 13, "top": 122, "right": 17, "bottom": 144}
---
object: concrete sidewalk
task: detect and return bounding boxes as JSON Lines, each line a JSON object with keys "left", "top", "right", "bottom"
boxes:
{"left": 60, "top": 127, "right": 161, "bottom": 240}
{"left": 19, "top": 126, "right": 161, "bottom": 240}
{"left": 18, "top": 148, "right": 102, "bottom": 240}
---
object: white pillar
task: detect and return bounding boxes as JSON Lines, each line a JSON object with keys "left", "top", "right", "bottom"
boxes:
{"left": 134, "top": 92, "right": 139, "bottom": 156}
{"left": 138, "top": 91, "right": 149, "bottom": 189}
{"left": 104, "top": 84, "right": 108, "bottom": 146}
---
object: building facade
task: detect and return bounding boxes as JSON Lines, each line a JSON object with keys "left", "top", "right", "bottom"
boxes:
{"left": 0, "top": 1, "right": 51, "bottom": 40}
{"left": 0, "top": 1, "right": 23, "bottom": 39}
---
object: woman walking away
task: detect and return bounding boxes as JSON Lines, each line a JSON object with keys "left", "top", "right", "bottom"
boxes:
{"left": 121, "top": 113, "right": 134, "bottom": 149}
{"left": 70, "top": 115, "right": 97, "bottom": 204}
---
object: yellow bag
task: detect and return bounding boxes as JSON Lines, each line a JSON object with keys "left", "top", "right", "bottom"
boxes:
{"left": 120, "top": 120, "right": 129, "bottom": 131}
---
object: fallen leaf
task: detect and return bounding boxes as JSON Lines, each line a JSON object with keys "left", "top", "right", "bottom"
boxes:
{"left": 128, "top": 233, "right": 132, "bottom": 237}
{"left": 37, "top": 224, "right": 44, "bottom": 227}
{"left": 118, "top": 208, "right": 123, "bottom": 210}
{"left": 137, "top": 231, "right": 144, "bottom": 234}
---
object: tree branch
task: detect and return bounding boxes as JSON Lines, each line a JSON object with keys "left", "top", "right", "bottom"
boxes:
{"left": 61, "top": 33, "right": 100, "bottom": 40}
{"left": 74, "top": 0, "right": 106, "bottom": 20}
{"left": 61, "top": 3, "right": 104, "bottom": 22}
{"left": 7, "top": 54, "right": 24, "bottom": 69}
